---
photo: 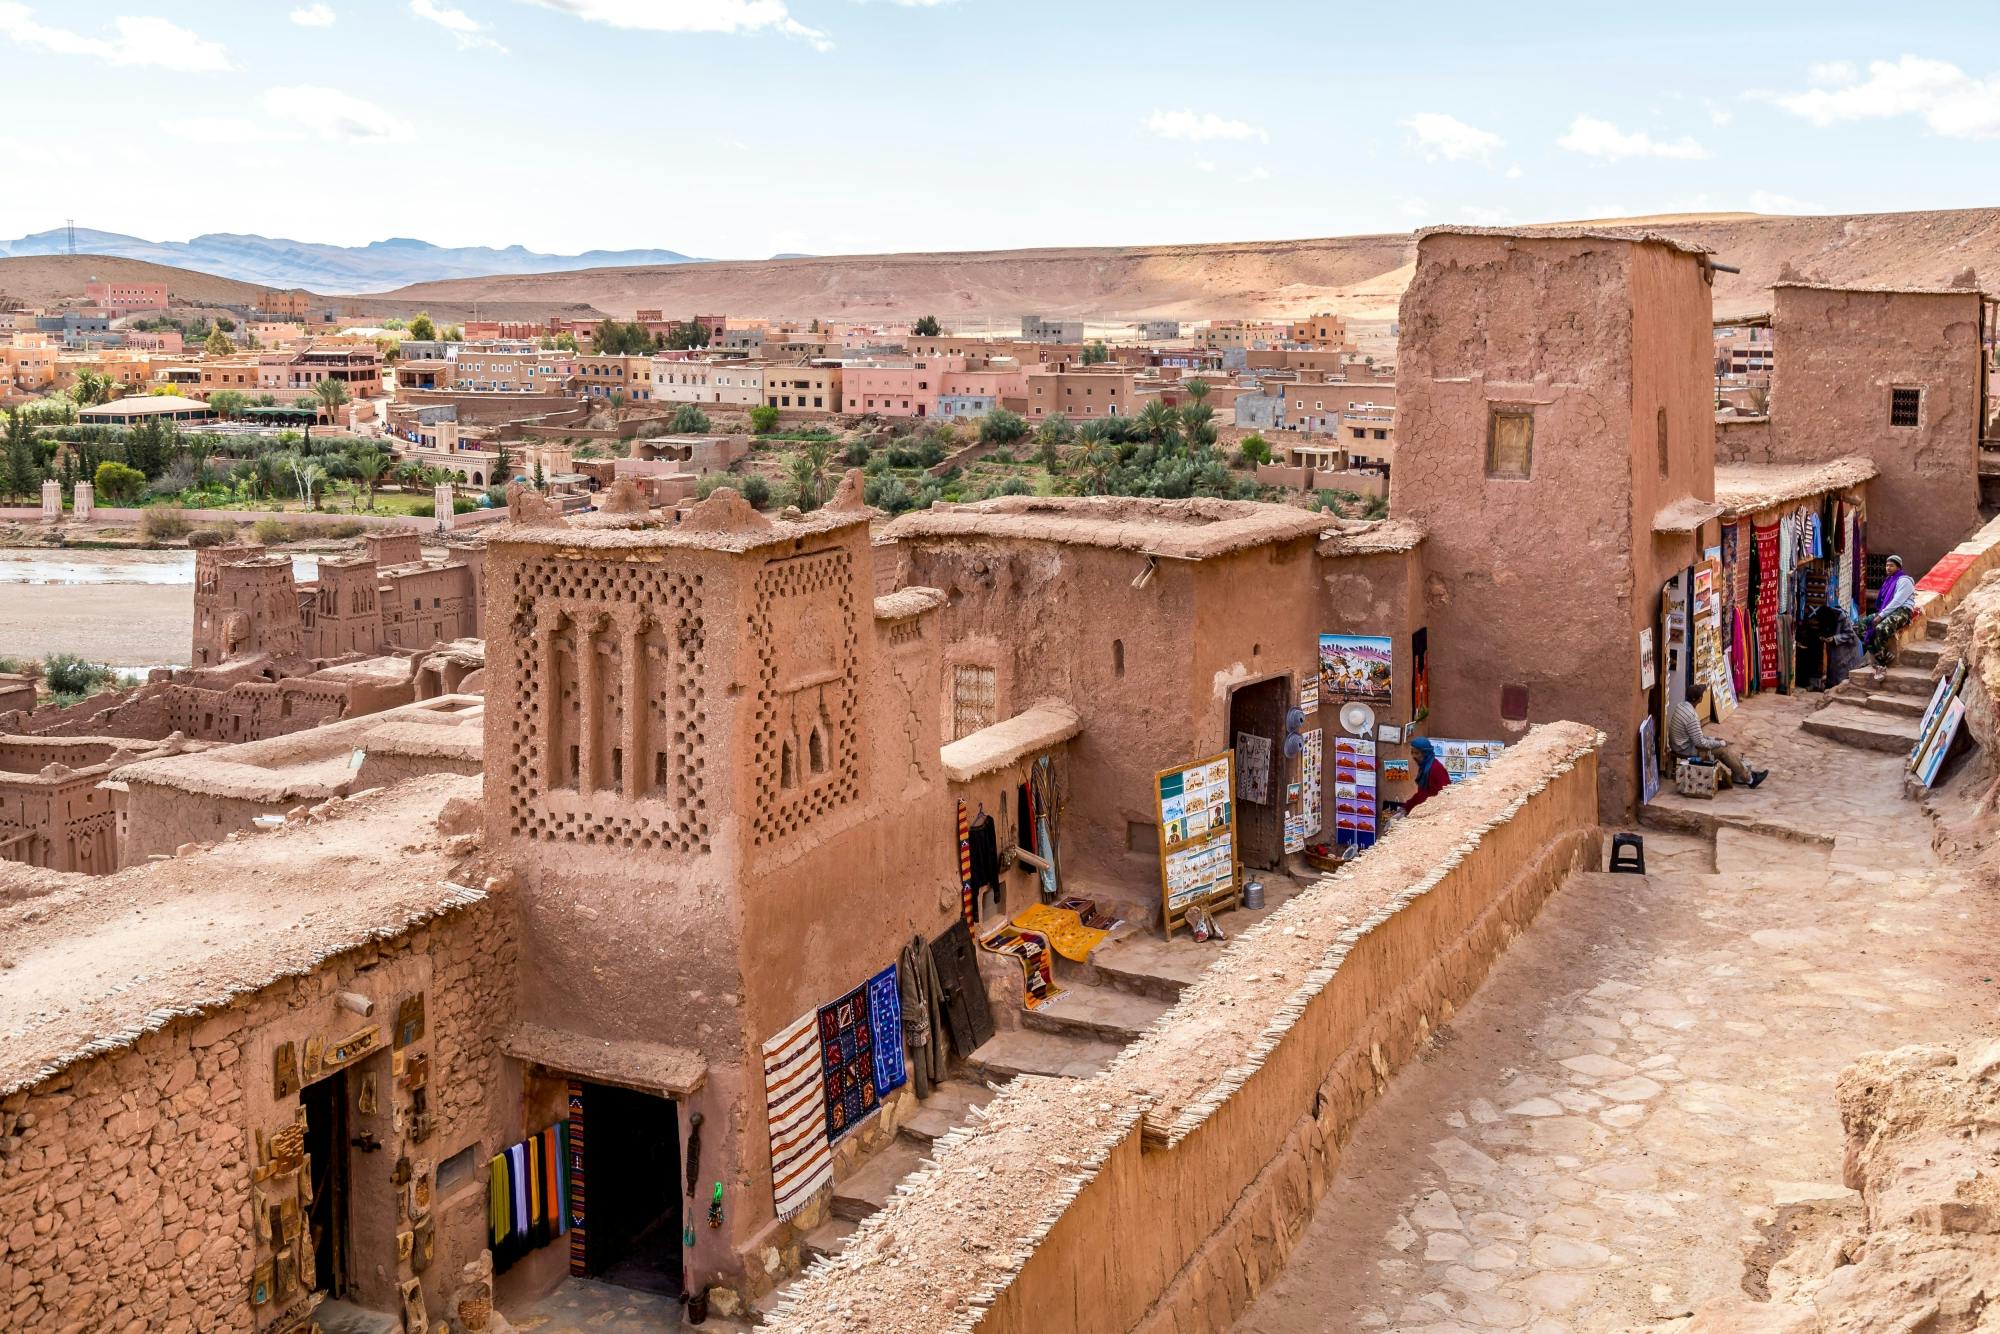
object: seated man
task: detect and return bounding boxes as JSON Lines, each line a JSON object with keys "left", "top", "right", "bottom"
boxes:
{"left": 1863, "top": 554, "right": 1917, "bottom": 663}
{"left": 1668, "top": 681, "right": 1767, "bottom": 789}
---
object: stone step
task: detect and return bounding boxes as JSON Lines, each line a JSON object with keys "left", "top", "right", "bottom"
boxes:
{"left": 800, "top": 1217, "right": 857, "bottom": 1261}
{"left": 1900, "top": 638, "right": 1944, "bottom": 670}
{"left": 1858, "top": 691, "right": 1927, "bottom": 719}
{"left": 830, "top": 1137, "right": 929, "bottom": 1222}
{"left": 1927, "top": 614, "right": 1951, "bottom": 640}
{"left": 963, "top": 1027, "right": 1124, "bottom": 1083}
{"left": 1801, "top": 701, "right": 1923, "bottom": 753}
{"left": 1876, "top": 666, "right": 1938, "bottom": 697}
{"left": 1020, "top": 982, "right": 1171, "bottom": 1044}
{"left": 897, "top": 1079, "right": 997, "bottom": 1146}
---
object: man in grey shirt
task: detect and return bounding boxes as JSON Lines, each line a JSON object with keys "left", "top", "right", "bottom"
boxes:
{"left": 1668, "top": 681, "right": 1767, "bottom": 788}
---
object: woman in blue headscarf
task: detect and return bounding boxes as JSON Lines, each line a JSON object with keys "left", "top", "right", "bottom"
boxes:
{"left": 1403, "top": 736, "right": 1452, "bottom": 813}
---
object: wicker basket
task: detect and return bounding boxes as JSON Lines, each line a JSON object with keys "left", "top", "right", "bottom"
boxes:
{"left": 457, "top": 1297, "right": 492, "bottom": 1331}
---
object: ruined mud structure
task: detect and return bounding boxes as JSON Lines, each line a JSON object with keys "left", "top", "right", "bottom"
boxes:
{"left": 1, "top": 228, "right": 1993, "bottom": 1334}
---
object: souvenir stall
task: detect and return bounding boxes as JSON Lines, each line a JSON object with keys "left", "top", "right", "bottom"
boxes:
{"left": 1718, "top": 483, "right": 1869, "bottom": 699}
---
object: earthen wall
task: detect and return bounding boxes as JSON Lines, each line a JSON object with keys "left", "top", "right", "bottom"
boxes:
{"left": 0, "top": 894, "right": 515, "bottom": 1333}
{"left": 1769, "top": 286, "right": 1985, "bottom": 575}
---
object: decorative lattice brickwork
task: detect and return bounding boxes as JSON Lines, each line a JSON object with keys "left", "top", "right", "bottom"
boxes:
{"left": 750, "top": 549, "right": 860, "bottom": 848}
{"left": 505, "top": 558, "right": 709, "bottom": 855}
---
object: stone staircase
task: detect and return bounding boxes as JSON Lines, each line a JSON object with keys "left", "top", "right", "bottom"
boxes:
{"left": 1803, "top": 616, "right": 1946, "bottom": 753}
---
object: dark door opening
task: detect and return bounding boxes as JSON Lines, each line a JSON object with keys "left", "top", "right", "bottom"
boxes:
{"left": 300, "top": 1070, "right": 349, "bottom": 1298}
{"left": 1229, "top": 676, "right": 1288, "bottom": 870}
{"left": 582, "top": 1082, "right": 682, "bottom": 1298}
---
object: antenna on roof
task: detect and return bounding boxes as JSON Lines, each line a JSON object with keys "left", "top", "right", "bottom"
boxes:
{"left": 65, "top": 218, "right": 76, "bottom": 255}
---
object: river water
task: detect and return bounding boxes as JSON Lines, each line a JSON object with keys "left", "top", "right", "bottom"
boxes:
{"left": 0, "top": 551, "right": 319, "bottom": 586}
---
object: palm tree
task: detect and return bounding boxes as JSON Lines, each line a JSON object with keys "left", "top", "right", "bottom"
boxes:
{"left": 71, "top": 370, "right": 109, "bottom": 407}
{"left": 804, "top": 440, "right": 832, "bottom": 506}
{"left": 787, "top": 452, "right": 819, "bottom": 511}
{"left": 347, "top": 446, "right": 387, "bottom": 509}
{"left": 1138, "top": 398, "right": 1178, "bottom": 441}
{"left": 1079, "top": 444, "right": 1116, "bottom": 496}
{"left": 1183, "top": 378, "right": 1211, "bottom": 404}
{"left": 312, "top": 377, "right": 351, "bottom": 421}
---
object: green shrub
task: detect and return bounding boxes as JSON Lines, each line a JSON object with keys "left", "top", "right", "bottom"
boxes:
{"left": 253, "top": 517, "right": 293, "bottom": 544}
{"left": 842, "top": 439, "right": 871, "bottom": 466}
{"left": 42, "top": 653, "right": 114, "bottom": 698}
{"left": 1000, "top": 476, "right": 1032, "bottom": 496}
{"left": 695, "top": 473, "right": 731, "bottom": 500}
{"left": 740, "top": 474, "right": 772, "bottom": 507}
{"left": 138, "top": 507, "right": 193, "bottom": 542}
{"left": 863, "top": 474, "right": 914, "bottom": 514}
{"left": 93, "top": 460, "right": 146, "bottom": 503}
{"left": 750, "top": 405, "right": 780, "bottom": 434}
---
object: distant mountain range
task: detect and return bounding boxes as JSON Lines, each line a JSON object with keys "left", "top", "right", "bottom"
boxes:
{"left": 0, "top": 227, "right": 706, "bottom": 293}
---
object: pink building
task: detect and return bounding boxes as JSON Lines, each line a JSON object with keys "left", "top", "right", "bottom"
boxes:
{"left": 841, "top": 358, "right": 948, "bottom": 417}
{"left": 935, "top": 360, "right": 1028, "bottom": 420}
{"left": 83, "top": 280, "right": 168, "bottom": 313}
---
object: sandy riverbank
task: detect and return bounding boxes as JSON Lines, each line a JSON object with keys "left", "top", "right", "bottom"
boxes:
{"left": 0, "top": 583, "right": 192, "bottom": 667}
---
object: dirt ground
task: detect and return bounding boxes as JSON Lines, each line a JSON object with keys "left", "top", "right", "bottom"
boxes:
{"left": 0, "top": 583, "right": 191, "bottom": 667}
{"left": 1233, "top": 693, "right": 2000, "bottom": 1333}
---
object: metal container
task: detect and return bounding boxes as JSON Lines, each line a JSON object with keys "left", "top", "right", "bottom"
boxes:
{"left": 1243, "top": 880, "right": 1265, "bottom": 910}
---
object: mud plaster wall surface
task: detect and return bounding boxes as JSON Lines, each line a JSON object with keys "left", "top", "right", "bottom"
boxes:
{"left": 1769, "top": 286, "right": 1985, "bottom": 576}
{"left": 481, "top": 520, "right": 955, "bottom": 1284}
{"left": 900, "top": 537, "right": 1418, "bottom": 887}
{"left": 1392, "top": 234, "right": 1708, "bottom": 817}
{"left": 766, "top": 721, "right": 1602, "bottom": 1334}
{"left": 0, "top": 896, "right": 514, "bottom": 1333}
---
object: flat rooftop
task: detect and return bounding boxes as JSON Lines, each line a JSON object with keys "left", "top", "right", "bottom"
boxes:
{"left": 1715, "top": 456, "right": 1878, "bottom": 518}
{"left": 0, "top": 772, "right": 484, "bottom": 1096}
{"left": 885, "top": 496, "right": 1335, "bottom": 560}
{"left": 1417, "top": 224, "right": 1714, "bottom": 256}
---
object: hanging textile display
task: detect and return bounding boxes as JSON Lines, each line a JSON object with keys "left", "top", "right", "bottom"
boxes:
{"left": 864, "top": 965, "right": 906, "bottom": 1101}
{"left": 760, "top": 1011, "right": 832, "bottom": 1220}
{"left": 1234, "top": 731, "right": 1272, "bottom": 803}
{"left": 899, "top": 933, "right": 945, "bottom": 1099}
{"left": 954, "top": 800, "right": 974, "bottom": 927}
{"left": 1753, "top": 522, "right": 1781, "bottom": 689}
{"left": 816, "top": 984, "right": 879, "bottom": 1144}
{"left": 565, "top": 1083, "right": 586, "bottom": 1275}
{"left": 1837, "top": 508, "right": 1856, "bottom": 617}
{"left": 1029, "top": 755, "right": 1062, "bottom": 899}
{"left": 1009, "top": 897, "right": 1122, "bottom": 963}
{"left": 487, "top": 1123, "right": 569, "bottom": 1265}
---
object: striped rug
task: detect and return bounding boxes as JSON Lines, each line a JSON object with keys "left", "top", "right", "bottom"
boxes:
{"left": 761, "top": 1010, "right": 832, "bottom": 1220}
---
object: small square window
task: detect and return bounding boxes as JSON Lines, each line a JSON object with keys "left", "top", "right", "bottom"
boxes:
{"left": 1889, "top": 387, "right": 1921, "bottom": 427}
{"left": 1486, "top": 405, "right": 1534, "bottom": 479}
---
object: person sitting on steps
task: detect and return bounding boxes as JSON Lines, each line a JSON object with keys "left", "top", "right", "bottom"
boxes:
{"left": 1668, "top": 680, "right": 1767, "bottom": 790}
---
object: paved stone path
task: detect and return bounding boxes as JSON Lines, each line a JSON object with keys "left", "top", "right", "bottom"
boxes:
{"left": 1235, "top": 696, "right": 2000, "bottom": 1332}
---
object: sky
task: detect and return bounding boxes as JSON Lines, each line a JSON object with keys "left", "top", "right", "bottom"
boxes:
{"left": 0, "top": 1, "right": 1997, "bottom": 259}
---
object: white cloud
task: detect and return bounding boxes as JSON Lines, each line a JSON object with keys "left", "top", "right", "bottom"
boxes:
{"left": 516, "top": 0, "right": 831, "bottom": 51}
{"left": 165, "top": 116, "right": 299, "bottom": 144}
{"left": 1749, "top": 190, "right": 1821, "bottom": 214}
{"left": 413, "top": 0, "right": 506, "bottom": 50}
{"left": 1400, "top": 197, "right": 1432, "bottom": 219}
{"left": 1400, "top": 112, "right": 1502, "bottom": 163}
{"left": 1461, "top": 205, "right": 1512, "bottom": 226}
{"left": 1192, "top": 158, "right": 1217, "bottom": 173}
{"left": 0, "top": 4, "right": 232, "bottom": 71}
{"left": 1144, "top": 109, "right": 1268, "bottom": 144}
{"left": 290, "top": 4, "right": 337, "bottom": 25}
{"left": 1237, "top": 166, "right": 1271, "bottom": 184}
{"left": 1504, "top": 164, "right": 1523, "bottom": 179}
{"left": 1808, "top": 60, "right": 1857, "bottom": 86}
{"left": 1767, "top": 55, "right": 2000, "bottom": 140}
{"left": 1705, "top": 99, "right": 1733, "bottom": 127}
{"left": 1557, "top": 115, "right": 1709, "bottom": 161}
{"left": 260, "top": 85, "right": 413, "bottom": 142}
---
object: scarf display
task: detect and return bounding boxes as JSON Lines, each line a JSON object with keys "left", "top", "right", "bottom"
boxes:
{"left": 488, "top": 1123, "right": 569, "bottom": 1265}
{"left": 761, "top": 1010, "right": 832, "bottom": 1221}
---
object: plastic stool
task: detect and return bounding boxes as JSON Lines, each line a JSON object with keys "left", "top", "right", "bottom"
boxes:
{"left": 1608, "top": 832, "right": 1645, "bottom": 875}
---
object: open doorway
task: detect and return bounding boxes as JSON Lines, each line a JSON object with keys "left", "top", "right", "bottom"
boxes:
{"left": 300, "top": 1069, "right": 350, "bottom": 1299}
{"left": 581, "top": 1082, "right": 682, "bottom": 1298}
{"left": 1229, "top": 676, "right": 1289, "bottom": 870}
